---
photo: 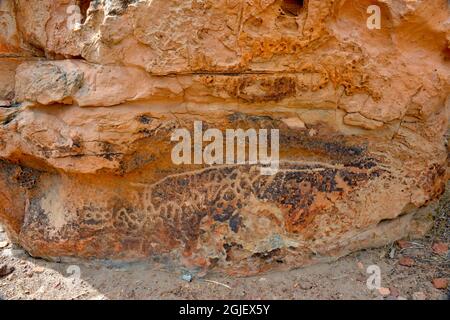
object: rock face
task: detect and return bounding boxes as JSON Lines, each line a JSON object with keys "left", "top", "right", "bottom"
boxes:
{"left": 0, "top": 0, "right": 448, "bottom": 275}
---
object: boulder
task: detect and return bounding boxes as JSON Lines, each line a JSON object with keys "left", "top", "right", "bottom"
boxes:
{"left": 0, "top": 0, "right": 448, "bottom": 275}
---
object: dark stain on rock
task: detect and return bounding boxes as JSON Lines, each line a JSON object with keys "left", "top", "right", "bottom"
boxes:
{"left": 228, "top": 112, "right": 276, "bottom": 125}
{"left": 99, "top": 142, "right": 122, "bottom": 161}
{"left": 2, "top": 112, "right": 17, "bottom": 126}
{"left": 229, "top": 214, "right": 242, "bottom": 233}
{"left": 237, "top": 76, "right": 297, "bottom": 102}
{"left": 344, "top": 157, "right": 378, "bottom": 169}
{"left": 144, "top": 158, "right": 383, "bottom": 250}
{"left": 213, "top": 205, "right": 234, "bottom": 222}
{"left": 138, "top": 115, "right": 153, "bottom": 124}
{"left": 15, "top": 167, "right": 39, "bottom": 190}
{"left": 280, "top": 131, "right": 367, "bottom": 158}
{"left": 251, "top": 248, "right": 282, "bottom": 261}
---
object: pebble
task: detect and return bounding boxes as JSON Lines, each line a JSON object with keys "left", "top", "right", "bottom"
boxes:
{"left": 378, "top": 287, "right": 391, "bottom": 296}
{"left": 432, "top": 242, "right": 448, "bottom": 255}
{"left": 0, "top": 241, "right": 8, "bottom": 249}
{"left": 32, "top": 266, "right": 45, "bottom": 274}
{"left": 0, "top": 264, "right": 15, "bottom": 278}
{"left": 299, "top": 281, "right": 314, "bottom": 290}
{"left": 397, "top": 296, "right": 407, "bottom": 300}
{"left": 432, "top": 278, "right": 448, "bottom": 290}
{"left": 398, "top": 256, "right": 415, "bottom": 267}
{"left": 412, "top": 291, "right": 426, "bottom": 300}
{"left": 356, "top": 275, "right": 366, "bottom": 283}
{"left": 397, "top": 240, "right": 412, "bottom": 249}
{"left": 181, "top": 273, "right": 193, "bottom": 282}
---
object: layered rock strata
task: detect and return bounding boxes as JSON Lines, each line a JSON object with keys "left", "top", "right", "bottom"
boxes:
{"left": 0, "top": 0, "right": 448, "bottom": 274}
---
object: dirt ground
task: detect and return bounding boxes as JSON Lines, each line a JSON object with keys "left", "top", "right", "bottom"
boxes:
{"left": 0, "top": 187, "right": 448, "bottom": 300}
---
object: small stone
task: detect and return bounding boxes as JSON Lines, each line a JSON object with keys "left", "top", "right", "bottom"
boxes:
{"left": 397, "top": 240, "right": 412, "bottom": 249}
{"left": 0, "top": 264, "right": 14, "bottom": 278}
{"left": 181, "top": 273, "right": 193, "bottom": 282}
{"left": 378, "top": 287, "right": 390, "bottom": 296}
{"left": 432, "top": 242, "right": 448, "bottom": 255}
{"left": 0, "top": 241, "right": 8, "bottom": 249}
{"left": 398, "top": 256, "right": 415, "bottom": 267}
{"left": 397, "top": 296, "right": 407, "bottom": 300}
{"left": 32, "top": 266, "right": 45, "bottom": 274}
{"left": 432, "top": 278, "right": 448, "bottom": 290}
{"left": 357, "top": 261, "right": 364, "bottom": 270}
{"left": 412, "top": 291, "right": 426, "bottom": 300}
{"left": 299, "top": 282, "right": 313, "bottom": 290}
{"left": 389, "top": 287, "right": 400, "bottom": 298}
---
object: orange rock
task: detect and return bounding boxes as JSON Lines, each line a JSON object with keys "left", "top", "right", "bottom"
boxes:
{"left": 397, "top": 240, "right": 412, "bottom": 249}
{"left": 432, "top": 278, "right": 448, "bottom": 290}
{"left": 399, "top": 257, "right": 415, "bottom": 267}
{"left": 378, "top": 287, "right": 391, "bottom": 297}
{"left": 432, "top": 242, "right": 448, "bottom": 255}
{"left": 0, "top": 0, "right": 448, "bottom": 275}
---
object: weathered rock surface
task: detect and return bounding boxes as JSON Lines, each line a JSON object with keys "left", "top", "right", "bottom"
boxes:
{"left": 0, "top": 0, "right": 448, "bottom": 275}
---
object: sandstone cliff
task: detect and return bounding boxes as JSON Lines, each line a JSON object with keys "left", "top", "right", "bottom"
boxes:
{"left": 0, "top": 0, "right": 448, "bottom": 275}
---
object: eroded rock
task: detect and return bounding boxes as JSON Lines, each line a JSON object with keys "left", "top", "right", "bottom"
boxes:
{"left": 0, "top": 0, "right": 448, "bottom": 275}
